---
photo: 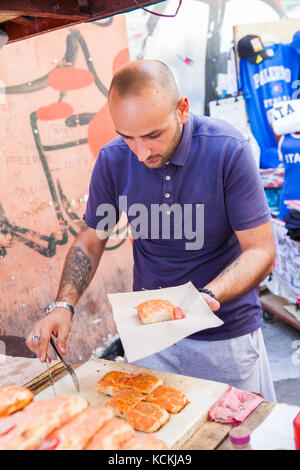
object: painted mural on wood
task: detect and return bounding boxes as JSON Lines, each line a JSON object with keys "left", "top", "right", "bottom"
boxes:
{"left": 0, "top": 17, "right": 132, "bottom": 363}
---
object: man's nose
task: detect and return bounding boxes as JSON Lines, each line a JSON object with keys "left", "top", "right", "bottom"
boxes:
{"left": 135, "top": 139, "right": 151, "bottom": 162}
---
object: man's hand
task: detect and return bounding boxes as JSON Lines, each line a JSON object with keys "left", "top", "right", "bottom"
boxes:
{"left": 26, "top": 309, "right": 72, "bottom": 362}
{"left": 200, "top": 293, "right": 220, "bottom": 312}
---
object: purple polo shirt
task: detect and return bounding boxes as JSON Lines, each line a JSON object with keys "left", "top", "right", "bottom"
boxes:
{"left": 84, "top": 113, "right": 271, "bottom": 340}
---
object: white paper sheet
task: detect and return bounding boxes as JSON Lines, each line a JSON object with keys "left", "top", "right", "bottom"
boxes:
{"left": 107, "top": 282, "right": 223, "bottom": 362}
{"left": 251, "top": 403, "right": 300, "bottom": 450}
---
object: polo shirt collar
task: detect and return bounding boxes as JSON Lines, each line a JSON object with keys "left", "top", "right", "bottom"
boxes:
{"left": 168, "top": 113, "right": 194, "bottom": 166}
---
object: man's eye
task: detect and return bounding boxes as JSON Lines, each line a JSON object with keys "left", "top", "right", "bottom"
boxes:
{"left": 148, "top": 134, "right": 161, "bottom": 139}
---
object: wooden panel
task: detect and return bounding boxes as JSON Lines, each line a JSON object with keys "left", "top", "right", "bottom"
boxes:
{"left": 1, "top": 17, "right": 76, "bottom": 43}
{"left": 0, "top": 1, "right": 163, "bottom": 20}
{"left": 0, "top": 1, "right": 164, "bottom": 43}
{"left": 0, "top": 12, "right": 24, "bottom": 23}
{"left": 34, "top": 358, "right": 229, "bottom": 449}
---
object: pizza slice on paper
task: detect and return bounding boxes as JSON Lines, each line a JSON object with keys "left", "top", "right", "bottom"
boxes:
{"left": 137, "top": 299, "right": 185, "bottom": 324}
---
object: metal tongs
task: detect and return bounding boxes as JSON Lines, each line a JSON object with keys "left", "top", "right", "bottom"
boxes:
{"left": 49, "top": 336, "right": 80, "bottom": 393}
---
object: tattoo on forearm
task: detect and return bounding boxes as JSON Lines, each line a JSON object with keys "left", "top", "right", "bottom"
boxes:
{"left": 59, "top": 246, "right": 92, "bottom": 296}
{"left": 219, "top": 258, "right": 240, "bottom": 277}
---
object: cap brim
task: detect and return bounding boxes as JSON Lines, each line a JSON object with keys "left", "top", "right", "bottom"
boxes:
{"left": 246, "top": 50, "right": 270, "bottom": 64}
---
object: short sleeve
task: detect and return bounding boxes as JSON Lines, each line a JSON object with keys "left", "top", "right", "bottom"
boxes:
{"left": 83, "top": 150, "right": 119, "bottom": 231}
{"left": 223, "top": 140, "right": 271, "bottom": 231}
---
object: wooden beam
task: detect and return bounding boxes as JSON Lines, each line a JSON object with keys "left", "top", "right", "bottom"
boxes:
{"left": 0, "top": 1, "right": 164, "bottom": 20}
{"left": 0, "top": 12, "right": 25, "bottom": 23}
{"left": 1, "top": 17, "right": 75, "bottom": 43}
{"left": 0, "top": 0, "right": 165, "bottom": 44}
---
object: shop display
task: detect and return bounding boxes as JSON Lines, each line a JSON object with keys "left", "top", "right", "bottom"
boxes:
{"left": 277, "top": 133, "right": 300, "bottom": 219}
{"left": 238, "top": 33, "right": 300, "bottom": 169}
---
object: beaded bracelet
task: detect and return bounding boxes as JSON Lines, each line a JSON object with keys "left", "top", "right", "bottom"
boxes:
{"left": 198, "top": 288, "right": 217, "bottom": 300}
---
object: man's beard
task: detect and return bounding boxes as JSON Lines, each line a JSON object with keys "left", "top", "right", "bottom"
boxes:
{"left": 144, "top": 118, "right": 183, "bottom": 168}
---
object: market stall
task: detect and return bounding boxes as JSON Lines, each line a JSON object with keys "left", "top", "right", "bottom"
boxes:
{"left": 209, "top": 17, "right": 300, "bottom": 331}
{"left": 0, "top": 355, "right": 299, "bottom": 451}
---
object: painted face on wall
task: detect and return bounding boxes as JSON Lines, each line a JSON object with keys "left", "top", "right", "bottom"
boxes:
{"left": 108, "top": 87, "right": 189, "bottom": 169}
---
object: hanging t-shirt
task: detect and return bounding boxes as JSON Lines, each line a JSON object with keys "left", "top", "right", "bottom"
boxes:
{"left": 239, "top": 43, "right": 300, "bottom": 169}
{"left": 278, "top": 133, "right": 300, "bottom": 219}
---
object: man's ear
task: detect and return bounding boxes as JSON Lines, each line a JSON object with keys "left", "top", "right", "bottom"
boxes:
{"left": 177, "top": 97, "right": 189, "bottom": 124}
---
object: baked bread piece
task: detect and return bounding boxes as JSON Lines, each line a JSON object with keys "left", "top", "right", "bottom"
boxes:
{"left": 96, "top": 371, "right": 135, "bottom": 396}
{"left": 122, "top": 373, "right": 163, "bottom": 395}
{"left": 85, "top": 418, "right": 135, "bottom": 450}
{"left": 39, "top": 407, "right": 114, "bottom": 450}
{"left": 119, "top": 434, "right": 168, "bottom": 450}
{"left": 105, "top": 389, "right": 144, "bottom": 419}
{"left": 137, "top": 299, "right": 185, "bottom": 324}
{"left": 0, "top": 386, "right": 33, "bottom": 417}
{"left": 127, "top": 401, "right": 169, "bottom": 433}
{"left": 0, "top": 396, "right": 88, "bottom": 450}
{"left": 145, "top": 385, "right": 189, "bottom": 413}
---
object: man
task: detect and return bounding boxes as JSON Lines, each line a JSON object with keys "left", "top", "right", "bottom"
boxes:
{"left": 26, "top": 60, "right": 276, "bottom": 401}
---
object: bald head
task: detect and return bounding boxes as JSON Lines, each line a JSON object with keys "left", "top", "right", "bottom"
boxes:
{"left": 108, "top": 60, "right": 180, "bottom": 111}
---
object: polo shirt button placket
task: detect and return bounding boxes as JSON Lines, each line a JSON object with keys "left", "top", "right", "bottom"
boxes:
{"left": 162, "top": 161, "right": 175, "bottom": 215}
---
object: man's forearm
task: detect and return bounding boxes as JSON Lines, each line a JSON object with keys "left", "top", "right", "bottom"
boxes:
{"left": 205, "top": 248, "right": 274, "bottom": 304}
{"left": 56, "top": 239, "right": 104, "bottom": 306}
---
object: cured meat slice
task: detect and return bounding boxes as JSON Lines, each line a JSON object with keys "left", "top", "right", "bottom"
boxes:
{"left": 137, "top": 299, "right": 185, "bottom": 324}
{"left": 105, "top": 389, "right": 144, "bottom": 419}
{"left": 96, "top": 371, "right": 135, "bottom": 396}
{"left": 145, "top": 385, "right": 189, "bottom": 414}
{"left": 122, "top": 373, "right": 163, "bottom": 395}
{"left": 39, "top": 407, "right": 113, "bottom": 450}
{"left": 119, "top": 434, "right": 168, "bottom": 450}
{"left": 0, "top": 396, "right": 88, "bottom": 450}
{"left": 0, "top": 386, "right": 33, "bottom": 417}
{"left": 127, "top": 401, "right": 169, "bottom": 433}
{"left": 84, "top": 418, "right": 135, "bottom": 450}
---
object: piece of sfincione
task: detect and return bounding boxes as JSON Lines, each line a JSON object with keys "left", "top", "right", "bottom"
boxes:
{"left": 136, "top": 299, "right": 186, "bottom": 325}
{"left": 84, "top": 418, "right": 135, "bottom": 450}
{"left": 119, "top": 434, "right": 168, "bottom": 450}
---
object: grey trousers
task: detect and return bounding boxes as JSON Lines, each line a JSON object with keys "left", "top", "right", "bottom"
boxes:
{"left": 128, "top": 328, "right": 276, "bottom": 402}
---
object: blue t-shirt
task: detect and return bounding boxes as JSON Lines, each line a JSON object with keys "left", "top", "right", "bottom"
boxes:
{"left": 84, "top": 113, "right": 271, "bottom": 341}
{"left": 278, "top": 133, "right": 300, "bottom": 219}
{"left": 239, "top": 43, "right": 300, "bottom": 169}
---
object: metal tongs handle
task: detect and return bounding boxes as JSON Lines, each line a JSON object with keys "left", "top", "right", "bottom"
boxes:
{"left": 50, "top": 336, "right": 80, "bottom": 392}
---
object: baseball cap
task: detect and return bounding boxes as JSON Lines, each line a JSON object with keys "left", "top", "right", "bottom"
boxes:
{"left": 237, "top": 35, "right": 269, "bottom": 64}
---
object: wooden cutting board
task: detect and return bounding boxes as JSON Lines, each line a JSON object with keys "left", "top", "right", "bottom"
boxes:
{"left": 34, "top": 359, "right": 229, "bottom": 449}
